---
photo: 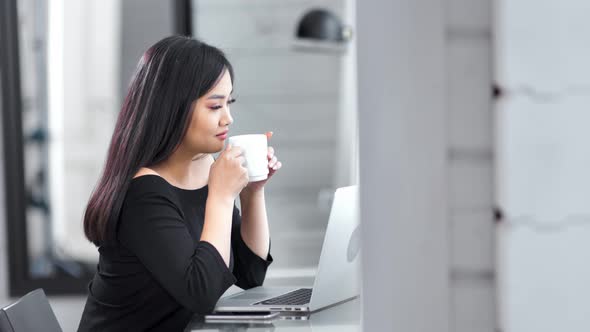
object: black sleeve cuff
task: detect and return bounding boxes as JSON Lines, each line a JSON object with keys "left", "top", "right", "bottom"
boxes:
{"left": 231, "top": 231, "right": 273, "bottom": 289}
{"left": 236, "top": 234, "right": 273, "bottom": 266}
{"left": 198, "top": 241, "right": 237, "bottom": 287}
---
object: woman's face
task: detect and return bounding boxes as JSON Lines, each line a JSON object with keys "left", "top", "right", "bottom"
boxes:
{"left": 182, "top": 69, "right": 235, "bottom": 155}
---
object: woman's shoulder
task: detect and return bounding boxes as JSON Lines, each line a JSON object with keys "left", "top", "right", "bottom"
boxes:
{"left": 133, "top": 167, "right": 160, "bottom": 179}
{"left": 127, "top": 169, "right": 177, "bottom": 200}
{"left": 130, "top": 168, "right": 170, "bottom": 190}
{"left": 122, "top": 173, "right": 184, "bottom": 222}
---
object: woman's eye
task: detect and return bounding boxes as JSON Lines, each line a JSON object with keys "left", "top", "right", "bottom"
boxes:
{"left": 210, "top": 98, "right": 235, "bottom": 110}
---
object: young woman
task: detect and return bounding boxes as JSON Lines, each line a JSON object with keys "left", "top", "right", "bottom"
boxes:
{"left": 77, "top": 36, "right": 281, "bottom": 331}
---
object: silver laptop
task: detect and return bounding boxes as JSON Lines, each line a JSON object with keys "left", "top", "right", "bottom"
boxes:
{"left": 214, "top": 185, "right": 360, "bottom": 313}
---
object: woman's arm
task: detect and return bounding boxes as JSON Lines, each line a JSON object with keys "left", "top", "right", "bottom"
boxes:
{"left": 201, "top": 145, "right": 250, "bottom": 266}
{"left": 238, "top": 187, "right": 270, "bottom": 259}
{"left": 231, "top": 190, "right": 272, "bottom": 289}
{"left": 230, "top": 203, "right": 272, "bottom": 289}
{"left": 238, "top": 136, "right": 282, "bottom": 260}
{"left": 200, "top": 194, "right": 234, "bottom": 266}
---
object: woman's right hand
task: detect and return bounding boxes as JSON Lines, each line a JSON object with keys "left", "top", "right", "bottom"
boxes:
{"left": 208, "top": 144, "right": 249, "bottom": 203}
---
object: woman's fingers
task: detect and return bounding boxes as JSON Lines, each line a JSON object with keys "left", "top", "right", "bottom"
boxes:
{"left": 269, "top": 155, "right": 278, "bottom": 168}
{"left": 224, "top": 146, "right": 244, "bottom": 159}
{"left": 273, "top": 161, "right": 282, "bottom": 170}
{"left": 270, "top": 158, "right": 281, "bottom": 170}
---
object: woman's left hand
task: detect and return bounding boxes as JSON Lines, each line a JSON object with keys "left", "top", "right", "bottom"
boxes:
{"left": 243, "top": 131, "right": 282, "bottom": 193}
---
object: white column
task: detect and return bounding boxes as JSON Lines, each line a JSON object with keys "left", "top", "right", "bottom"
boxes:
{"left": 357, "top": 0, "right": 450, "bottom": 331}
{"left": 335, "top": 0, "right": 359, "bottom": 187}
{"left": 48, "top": 0, "right": 65, "bottom": 255}
{"left": 52, "top": 0, "right": 121, "bottom": 261}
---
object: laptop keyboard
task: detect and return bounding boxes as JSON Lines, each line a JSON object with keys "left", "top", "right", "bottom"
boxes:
{"left": 254, "top": 288, "right": 312, "bottom": 306}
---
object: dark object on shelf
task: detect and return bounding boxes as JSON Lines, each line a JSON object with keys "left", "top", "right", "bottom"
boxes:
{"left": 296, "top": 8, "right": 352, "bottom": 43}
{"left": 493, "top": 206, "right": 504, "bottom": 223}
{"left": 26, "top": 192, "right": 50, "bottom": 214}
{"left": 25, "top": 127, "right": 48, "bottom": 143}
{"left": 492, "top": 83, "right": 503, "bottom": 99}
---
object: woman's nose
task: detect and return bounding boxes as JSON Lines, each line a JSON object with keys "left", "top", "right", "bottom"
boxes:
{"left": 221, "top": 110, "right": 233, "bottom": 126}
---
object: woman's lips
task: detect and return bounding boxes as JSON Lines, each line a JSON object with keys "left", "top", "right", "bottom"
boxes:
{"left": 216, "top": 131, "right": 228, "bottom": 140}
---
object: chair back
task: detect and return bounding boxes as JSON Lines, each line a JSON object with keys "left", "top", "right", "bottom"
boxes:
{"left": 0, "top": 289, "right": 62, "bottom": 332}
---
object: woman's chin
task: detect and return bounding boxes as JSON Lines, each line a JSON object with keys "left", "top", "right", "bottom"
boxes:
{"left": 211, "top": 142, "right": 225, "bottom": 153}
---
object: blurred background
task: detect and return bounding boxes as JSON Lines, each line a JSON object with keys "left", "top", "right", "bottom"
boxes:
{"left": 1, "top": 0, "right": 589, "bottom": 331}
{"left": 9, "top": 0, "right": 357, "bottom": 282}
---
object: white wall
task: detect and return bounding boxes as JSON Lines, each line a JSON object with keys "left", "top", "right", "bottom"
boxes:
{"left": 358, "top": 0, "right": 496, "bottom": 331}
{"left": 496, "top": 0, "right": 590, "bottom": 331}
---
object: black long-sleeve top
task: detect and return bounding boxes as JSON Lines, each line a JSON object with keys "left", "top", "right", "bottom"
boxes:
{"left": 77, "top": 175, "right": 272, "bottom": 331}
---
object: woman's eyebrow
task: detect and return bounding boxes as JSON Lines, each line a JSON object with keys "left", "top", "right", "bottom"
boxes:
{"left": 206, "top": 90, "right": 234, "bottom": 100}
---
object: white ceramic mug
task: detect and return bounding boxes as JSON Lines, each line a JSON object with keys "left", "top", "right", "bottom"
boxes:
{"left": 227, "top": 134, "right": 269, "bottom": 182}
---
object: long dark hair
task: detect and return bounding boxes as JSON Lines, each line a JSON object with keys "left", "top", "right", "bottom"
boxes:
{"left": 84, "top": 36, "right": 234, "bottom": 246}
